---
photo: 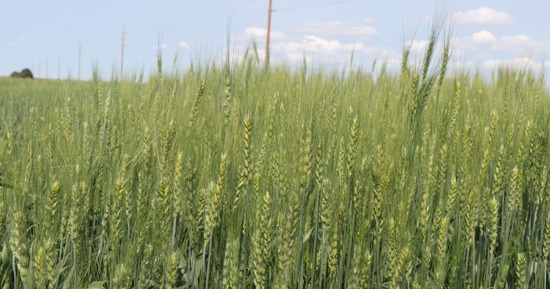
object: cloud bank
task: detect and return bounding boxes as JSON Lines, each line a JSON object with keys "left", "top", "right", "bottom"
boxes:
{"left": 453, "top": 7, "right": 512, "bottom": 25}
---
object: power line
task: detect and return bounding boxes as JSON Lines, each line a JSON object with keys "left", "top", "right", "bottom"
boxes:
{"left": 126, "top": 0, "right": 259, "bottom": 38}
{"left": 275, "top": 0, "right": 362, "bottom": 12}
{"left": 164, "top": 0, "right": 258, "bottom": 31}
{"left": 136, "top": 0, "right": 258, "bottom": 26}
{"left": 126, "top": 9, "right": 267, "bottom": 45}
{"left": 202, "top": 13, "right": 266, "bottom": 35}
{"left": 194, "top": 13, "right": 266, "bottom": 39}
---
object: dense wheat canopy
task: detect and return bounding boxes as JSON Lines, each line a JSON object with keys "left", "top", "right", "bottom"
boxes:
{"left": 0, "top": 34, "right": 549, "bottom": 288}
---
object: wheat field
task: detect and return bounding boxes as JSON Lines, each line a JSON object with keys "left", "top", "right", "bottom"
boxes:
{"left": 0, "top": 31, "right": 549, "bottom": 288}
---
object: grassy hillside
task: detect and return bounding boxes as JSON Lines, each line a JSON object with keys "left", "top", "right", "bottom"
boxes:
{"left": 0, "top": 43, "right": 549, "bottom": 288}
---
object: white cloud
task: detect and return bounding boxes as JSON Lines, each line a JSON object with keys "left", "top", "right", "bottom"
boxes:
{"left": 510, "top": 57, "right": 539, "bottom": 68}
{"left": 277, "top": 35, "right": 362, "bottom": 53}
{"left": 298, "top": 22, "right": 378, "bottom": 38}
{"left": 244, "top": 27, "right": 264, "bottom": 39}
{"left": 268, "top": 35, "right": 373, "bottom": 64}
{"left": 406, "top": 40, "right": 430, "bottom": 54}
{"left": 453, "top": 7, "right": 512, "bottom": 25}
{"left": 342, "top": 42, "right": 366, "bottom": 51}
{"left": 384, "top": 57, "right": 403, "bottom": 70}
{"left": 240, "top": 26, "right": 376, "bottom": 64}
{"left": 301, "top": 35, "right": 342, "bottom": 52}
{"left": 179, "top": 41, "right": 190, "bottom": 49}
{"left": 471, "top": 30, "right": 497, "bottom": 43}
{"left": 481, "top": 57, "right": 544, "bottom": 71}
{"left": 244, "top": 27, "right": 287, "bottom": 41}
{"left": 454, "top": 31, "right": 549, "bottom": 55}
{"left": 452, "top": 31, "right": 497, "bottom": 55}
{"left": 500, "top": 35, "right": 540, "bottom": 52}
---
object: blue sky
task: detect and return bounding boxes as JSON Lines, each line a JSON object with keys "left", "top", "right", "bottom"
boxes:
{"left": 2, "top": 0, "right": 549, "bottom": 80}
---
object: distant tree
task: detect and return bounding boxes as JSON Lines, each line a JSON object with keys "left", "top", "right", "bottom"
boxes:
{"left": 20, "top": 68, "right": 33, "bottom": 78}
{"left": 10, "top": 68, "right": 34, "bottom": 79}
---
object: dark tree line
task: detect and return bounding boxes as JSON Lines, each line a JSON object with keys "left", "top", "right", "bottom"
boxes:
{"left": 10, "top": 68, "right": 33, "bottom": 79}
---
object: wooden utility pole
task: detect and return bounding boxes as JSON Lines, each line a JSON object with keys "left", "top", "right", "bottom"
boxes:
{"left": 120, "top": 25, "right": 125, "bottom": 80}
{"left": 265, "top": 0, "right": 273, "bottom": 65}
